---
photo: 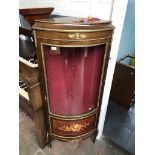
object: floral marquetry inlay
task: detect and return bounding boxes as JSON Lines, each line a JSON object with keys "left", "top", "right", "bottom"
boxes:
{"left": 59, "top": 123, "right": 89, "bottom": 132}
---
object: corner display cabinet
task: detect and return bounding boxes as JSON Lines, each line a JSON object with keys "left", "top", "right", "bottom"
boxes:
{"left": 32, "top": 17, "right": 114, "bottom": 144}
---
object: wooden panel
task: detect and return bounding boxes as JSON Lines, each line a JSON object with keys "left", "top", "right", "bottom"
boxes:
{"left": 110, "top": 63, "right": 135, "bottom": 108}
{"left": 37, "top": 37, "right": 111, "bottom": 48}
{"left": 19, "top": 8, "right": 54, "bottom": 148}
{"left": 35, "top": 30, "right": 113, "bottom": 41}
{"left": 19, "top": 62, "right": 39, "bottom": 85}
{"left": 51, "top": 115, "right": 95, "bottom": 137}
{"left": 29, "top": 82, "right": 43, "bottom": 111}
{"left": 33, "top": 108, "right": 47, "bottom": 149}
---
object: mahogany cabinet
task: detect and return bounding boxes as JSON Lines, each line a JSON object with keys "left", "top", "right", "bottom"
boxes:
{"left": 32, "top": 17, "right": 114, "bottom": 143}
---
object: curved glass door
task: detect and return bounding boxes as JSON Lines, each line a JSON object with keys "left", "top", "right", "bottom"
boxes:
{"left": 44, "top": 45, "right": 106, "bottom": 115}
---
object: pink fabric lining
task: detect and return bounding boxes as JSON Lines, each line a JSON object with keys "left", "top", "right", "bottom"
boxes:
{"left": 45, "top": 45, "right": 105, "bottom": 115}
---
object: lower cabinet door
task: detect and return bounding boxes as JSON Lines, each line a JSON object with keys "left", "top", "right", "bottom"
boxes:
{"left": 49, "top": 114, "right": 95, "bottom": 138}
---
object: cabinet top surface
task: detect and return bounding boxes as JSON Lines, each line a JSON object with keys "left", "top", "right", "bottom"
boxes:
{"left": 35, "top": 16, "right": 110, "bottom": 25}
{"left": 32, "top": 16, "right": 114, "bottom": 32}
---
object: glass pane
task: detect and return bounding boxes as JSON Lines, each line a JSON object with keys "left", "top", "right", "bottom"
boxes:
{"left": 44, "top": 45, "right": 106, "bottom": 115}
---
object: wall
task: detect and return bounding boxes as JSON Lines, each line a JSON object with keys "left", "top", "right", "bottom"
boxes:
{"left": 19, "top": 0, "right": 113, "bottom": 20}
{"left": 117, "top": 0, "right": 135, "bottom": 61}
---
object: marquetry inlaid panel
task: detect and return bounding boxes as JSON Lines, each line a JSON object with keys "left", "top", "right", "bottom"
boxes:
{"left": 50, "top": 115, "right": 95, "bottom": 137}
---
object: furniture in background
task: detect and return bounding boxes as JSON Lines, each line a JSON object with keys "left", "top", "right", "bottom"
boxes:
{"left": 110, "top": 55, "right": 135, "bottom": 109}
{"left": 33, "top": 17, "right": 114, "bottom": 144}
{"left": 19, "top": 7, "right": 54, "bottom": 148}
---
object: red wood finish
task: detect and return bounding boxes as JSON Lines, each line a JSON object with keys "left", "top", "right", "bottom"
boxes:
{"left": 51, "top": 115, "right": 95, "bottom": 137}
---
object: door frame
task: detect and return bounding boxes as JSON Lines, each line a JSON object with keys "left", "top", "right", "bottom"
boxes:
{"left": 97, "top": 0, "right": 128, "bottom": 139}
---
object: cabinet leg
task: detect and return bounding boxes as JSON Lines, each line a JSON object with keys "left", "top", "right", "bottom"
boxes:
{"left": 92, "top": 130, "right": 98, "bottom": 143}
{"left": 33, "top": 108, "right": 47, "bottom": 149}
{"left": 47, "top": 134, "right": 52, "bottom": 148}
